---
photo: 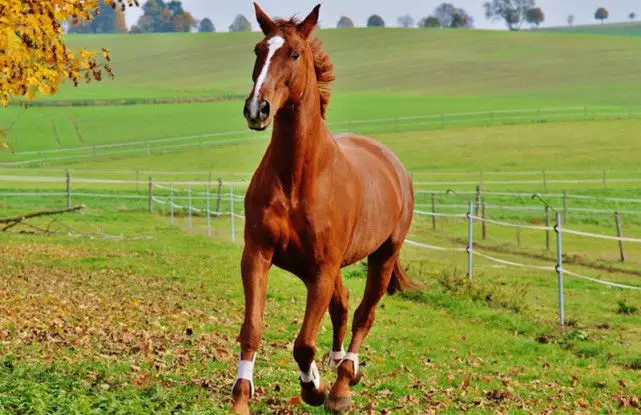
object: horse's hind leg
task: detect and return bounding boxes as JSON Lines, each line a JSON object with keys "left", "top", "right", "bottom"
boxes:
{"left": 327, "top": 243, "right": 397, "bottom": 412}
{"left": 328, "top": 273, "right": 349, "bottom": 369}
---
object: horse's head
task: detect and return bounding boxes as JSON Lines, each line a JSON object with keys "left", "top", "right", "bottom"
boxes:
{"left": 243, "top": 3, "right": 321, "bottom": 131}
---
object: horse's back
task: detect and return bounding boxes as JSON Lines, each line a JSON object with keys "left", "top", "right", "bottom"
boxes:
{"left": 334, "top": 133, "right": 412, "bottom": 199}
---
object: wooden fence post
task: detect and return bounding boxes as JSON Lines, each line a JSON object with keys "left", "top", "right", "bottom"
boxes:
{"left": 216, "top": 178, "right": 223, "bottom": 217}
{"left": 482, "top": 202, "right": 487, "bottom": 241}
{"left": 615, "top": 212, "right": 626, "bottom": 263}
{"left": 148, "top": 176, "right": 153, "bottom": 213}
{"left": 545, "top": 206, "right": 551, "bottom": 251}
{"left": 475, "top": 185, "right": 481, "bottom": 217}
{"left": 562, "top": 191, "right": 568, "bottom": 223}
{"left": 65, "top": 169, "right": 71, "bottom": 209}
{"left": 516, "top": 227, "right": 521, "bottom": 248}
{"left": 431, "top": 193, "right": 436, "bottom": 231}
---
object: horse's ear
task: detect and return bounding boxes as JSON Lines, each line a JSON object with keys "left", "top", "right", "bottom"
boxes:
{"left": 254, "top": 2, "right": 277, "bottom": 35}
{"left": 298, "top": 4, "right": 320, "bottom": 39}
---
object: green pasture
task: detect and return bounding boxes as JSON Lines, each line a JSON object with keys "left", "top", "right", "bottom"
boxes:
{"left": 2, "top": 28, "right": 641, "bottom": 158}
{"left": 0, "top": 206, "right": 639, "bottom": 414}
{"left": 1, "top": 27, "right": 641, "bottom": 414}
{"left": 543, "top": 21, "right": 641, "bottom": 37}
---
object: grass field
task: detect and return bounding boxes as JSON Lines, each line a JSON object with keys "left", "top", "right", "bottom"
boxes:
{"left": 543, "top": 21, "right": 641, "bottom": 37}
{"left": 1, "top": 28, "right": 641, "bottom": 157}
{"left": 1, "top": 26, "right": 641, "bottom": 414}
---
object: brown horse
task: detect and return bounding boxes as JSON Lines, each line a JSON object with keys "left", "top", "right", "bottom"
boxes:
{"left": 231, "top": 4, "right": 416, "bottom": 414}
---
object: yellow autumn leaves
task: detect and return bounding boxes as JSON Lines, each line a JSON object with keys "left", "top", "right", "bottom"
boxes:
{"left": 0, "top": 0, "right": 136, "bottom": 107}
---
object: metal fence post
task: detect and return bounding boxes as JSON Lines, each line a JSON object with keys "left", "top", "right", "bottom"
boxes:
{"left": 170, "top": 185, "right": 174, "bottom": 225}
{"left": 148, "top": 176, "right": 153, "bottom": 213}
{"left": 615, "top": 212, "right": 626, "bottom": 262}
{"left": 431, "top": 193, "right": 437, "bottom": 231}
{"left": 545, "top": 206, "right": 550, "bottom": 251}
{"left": 230, "top": 185, "right": 236, "bottom": 243}
{"left": 555, "top": 212, "right": 565, "bottom": 327}
{"left": 467, "top": 201, "right": 473, "bottom": 281}
{"left": 206, "top": 187, "right": 212, "bottom": 236}
{"left": 65, "top": 169, "right": 72, "bottom": 209}
{"left": 187, "top": 185, "right": 192, "bottom": 229}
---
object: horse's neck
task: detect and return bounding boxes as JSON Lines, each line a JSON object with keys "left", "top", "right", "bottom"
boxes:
{"left": 269, "top": 93, "right": 332, "bottom": 196}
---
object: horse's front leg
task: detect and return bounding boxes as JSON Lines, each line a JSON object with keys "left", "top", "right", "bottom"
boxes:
{"left": 294, "top": 265, "right": 337, "bottom": 407}
{"left": 231, "top": 244, "right": 273, "bottom": 415}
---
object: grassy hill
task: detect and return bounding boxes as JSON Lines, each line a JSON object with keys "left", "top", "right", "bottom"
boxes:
{"left": 542, "top": 21, "right": 641, "bottom": 37}
{"left": 1, "top": 28, "right": 640, "bottom": 155}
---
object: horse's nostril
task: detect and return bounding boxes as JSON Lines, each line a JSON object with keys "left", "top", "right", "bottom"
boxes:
{"left": 243, "top": 103, "right": 251, "bottom": 119}
{"left": 259, "top": 101, "right": 270, "bottom": 120}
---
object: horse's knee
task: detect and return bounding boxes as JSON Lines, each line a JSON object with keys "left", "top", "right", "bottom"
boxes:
{"left": 293, "top": 341, "right": 316, "bottom": 369}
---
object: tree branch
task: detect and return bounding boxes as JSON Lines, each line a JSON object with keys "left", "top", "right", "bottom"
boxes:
{"left": 0, "top": 205, "right": 85, "bottom": 228}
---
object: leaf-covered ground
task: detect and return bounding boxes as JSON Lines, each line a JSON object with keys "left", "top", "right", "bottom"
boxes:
{"left": 0, "top": 213, "right": 640, "bottom": 414}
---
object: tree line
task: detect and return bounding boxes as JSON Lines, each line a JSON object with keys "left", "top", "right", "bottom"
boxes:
{"left": 67, "top": 0, "right": 638, "bottom": 34}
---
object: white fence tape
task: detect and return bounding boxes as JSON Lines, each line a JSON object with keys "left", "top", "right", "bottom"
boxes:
{"left": 564, "top": 269, "right": 641, "bottom": 291}
{"left": 405, "top": 239, "right": 467, "bottom": 252}
{"left": 472, "top": 251, "right": 556, "bottom": 271}
{"left": 473, "top": 216, "right": 552, "bottom": 231}
{"left": 413, "top": 210, "right": 467, "bottom": 219}
{"left": 562, "top": 228, "right": 641, "bottom": 243}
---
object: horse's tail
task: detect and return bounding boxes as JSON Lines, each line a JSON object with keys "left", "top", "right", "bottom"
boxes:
{"left": 387, "top": 259, "right": 420, "bottom": 295}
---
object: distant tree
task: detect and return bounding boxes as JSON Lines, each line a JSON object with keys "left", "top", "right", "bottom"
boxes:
{"left": 567, "top": 14, "right": 574, "bottom": 27}
{"left": 450, "top": 9, "right": 474, "bottom": 28}
{"left": 434, "top": 3, "right": 455, "bottom": 27}
{"left": 418, "top": 16, "right": 441, "bottom": 28}
{"left": 629, "top": 12, "right": 637, "bottom": 21}
{"left": 69, "top": 0, "right": 119, "bottom": 33}
{"left": 337, "top": 16, "right": 354, "bottom": 28}
{"left": 115, "top": 9, "right": 128, "bottom": 33}
{"left": 173, "top": 11, "right": 196, "bottom": 32}
{"left": 367, "top": 14, "right": 385, "bottom": 27}
{"left": 135, "top": 0, "right": 195, "bottom": 32}
{"left": 199, "top": 17, "right": 215, "bottom": 32}
{"left": 525, "top": 7, "right": 545, "bottom": 28}
{"left": 229, "top": 14, "right": 252, "bottom": 32}
{"left": 397, "top": 14, "right": 415, "bottom": 28}
{"left": 483, "top": 0, "right": 535, "bottom": 31}
{"left": 595, "top": 7, "right": 609, "bottom": 24}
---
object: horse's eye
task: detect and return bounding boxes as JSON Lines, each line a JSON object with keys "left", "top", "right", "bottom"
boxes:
{"left": 291, "top": 51, "right": 300, "bottom": 60}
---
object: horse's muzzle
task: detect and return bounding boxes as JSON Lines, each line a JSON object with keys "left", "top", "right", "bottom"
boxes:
{"left": 244, "top": 100, "right": 271, "bottom": 131}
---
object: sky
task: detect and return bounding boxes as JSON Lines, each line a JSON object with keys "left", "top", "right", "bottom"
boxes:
{"left": 125, "top": 1, "right": 639, "bottom": 31}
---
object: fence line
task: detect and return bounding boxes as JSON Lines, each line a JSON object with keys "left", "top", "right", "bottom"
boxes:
{"left": 4, "top": 105, "right": 641, "bottom": 165}
{"left": 416, "top": 189, "right": 641, "bottom": 204}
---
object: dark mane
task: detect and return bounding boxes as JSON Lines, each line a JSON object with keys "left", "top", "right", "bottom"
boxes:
{"left": 275, "top": 17, "right": 335, "bottom": 118}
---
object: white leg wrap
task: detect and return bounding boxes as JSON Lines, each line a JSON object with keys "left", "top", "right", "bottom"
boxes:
{"left": 343, "top": 352, "right": 359, "bottom": 375}
{"left": 299, "top": 360, "right": 321, "bottom": 390}
{"left": 232, "top": 353, "right": 256, "bottom": 397}
{"left": 328, "top": 346, "right": 346, "bottom": 370}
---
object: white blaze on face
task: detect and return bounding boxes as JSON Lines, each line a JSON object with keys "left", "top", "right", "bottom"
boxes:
{"left": 249, "top": 35, "right": 285, "bottom": 118}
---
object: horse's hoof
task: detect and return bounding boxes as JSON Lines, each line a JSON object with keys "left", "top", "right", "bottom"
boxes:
{"left": 349, "top": 370, "right": 363, "bottom": 387}
{"left": 230, "top": 401, "right": 251, "bottom": 415}
{"left": 325, "top": 396, "right": 352, "bottom": 414}
{"left": 300, "top": 379, "right": 328, "bottom": 407}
